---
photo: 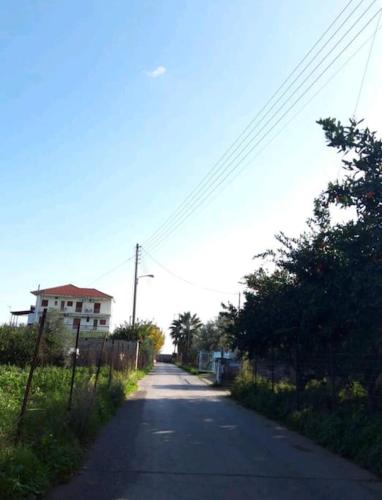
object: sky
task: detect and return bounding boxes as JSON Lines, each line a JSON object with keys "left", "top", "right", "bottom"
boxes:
{"left": 1, "top": 0, "right": 381, "bottom": 352}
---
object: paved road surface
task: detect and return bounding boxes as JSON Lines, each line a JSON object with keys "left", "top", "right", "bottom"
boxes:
{"left": 51, "top": 363, "right": 382, "bottom": 499}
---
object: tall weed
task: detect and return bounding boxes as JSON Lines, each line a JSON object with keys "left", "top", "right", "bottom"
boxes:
{"left": 0, "top": 365, "right": 146, "bottom": 499}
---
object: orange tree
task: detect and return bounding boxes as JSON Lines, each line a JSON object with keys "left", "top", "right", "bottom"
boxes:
{"left": 226, "top": 118, "right": 382, "bottom": 406}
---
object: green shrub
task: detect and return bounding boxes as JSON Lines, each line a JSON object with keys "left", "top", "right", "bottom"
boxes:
{"left": 0, "top": 326, "right": 36, "bottom": 367}
{"left": 0, "top": 446, "right": 48, "bottom": 498}
{"left": 0, "top": 311, "right": 71, "bottom": 367}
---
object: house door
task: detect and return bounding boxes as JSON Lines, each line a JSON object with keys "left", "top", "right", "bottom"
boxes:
{"left": 93, "top": 319, "right": 98, "bottom": 330}
{"left": 60, "top": 301, "right": 65, "bottom": 311}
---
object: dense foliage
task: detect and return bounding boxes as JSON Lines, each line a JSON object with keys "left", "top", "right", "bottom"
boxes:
{"left": 0, "top": 365, "right": 147, "bottom": 499}
{"left": 0, "top": 311, "right": 71, "bottom": 367}
{"left": 113, "top": 320, "right": 165, "bottom": 365}
{"left": 226, "top": 118, "right": 382, "bottom": 407}
{"left": 193, "top": 317, "right": 232, "bottom": 353}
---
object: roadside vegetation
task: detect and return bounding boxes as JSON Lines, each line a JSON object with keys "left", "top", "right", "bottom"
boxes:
{"left": 113, "top": 320, "right": 165, "bottom": 367}
{"left": 0, "top": 312, "right": 71, "bottom": 367}
{"left": 0, "top": 365, "right": 146, "bottom": 499}
{"left": 0, "top": 315, "right": 159, "bottom": 499}
{"left": 220, "top": 118, "right": 382, "bottom": 475}
{"left": 169, "top": 311, "right": 230, "bottom": 365}
{"left": 232, "top": 369, "right": 382, "bottom": 476}
{"left": 175, "top": 363, "right": 200, "bottom": 375}
{"left": 170, "top": 312, "right": 202, "bottom": 364}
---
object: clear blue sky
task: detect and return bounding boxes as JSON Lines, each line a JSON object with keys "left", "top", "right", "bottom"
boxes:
{"left": 1, "top": 1, "right": 381, "bottom": 351}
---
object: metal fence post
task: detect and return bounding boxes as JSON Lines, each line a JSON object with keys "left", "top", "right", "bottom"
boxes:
{"left": 68, "top": 323, "right": 81, "bottom": 411}
{"left": 15, "top": 309, "right": 47, "bottom": 443}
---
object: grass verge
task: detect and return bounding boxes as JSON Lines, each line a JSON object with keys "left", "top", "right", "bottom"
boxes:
{"left": 231, "top": 373, "right": 382, "bottom": 477}
{"left": 176, "top": 363, "right": 200, "bottom": 375}
{"left": 0, "top": 365, "right": 149, "bottom": 499}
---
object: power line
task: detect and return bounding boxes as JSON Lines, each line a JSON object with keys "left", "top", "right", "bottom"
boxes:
{"left": 143, "top": 0, "right": 360, "bottom": 249}
{"left": 223, "top": 22, "right": 382, "bottom": 191}
{"left": 145, "top": 4, "right": 381, "bottom": 253}
{"left": 89, "top": 18, "right": 378, "bottom": 291}
{"left": 89, "top": 2, "right": 381, "bottom": 284}
{"left": 89, "top": 254, "right": 135, "bottom": 285}
{"left": 142, "top": 247, "right": 238, "bottom": 296}
{"left": 143, "top": 0, "right": 372, "bottom": 250}
{"left": 353, "top": 8, "right": 381, "bottom": 114}
{"left": 145, "top": 0, "right": 377, "bottom": 251}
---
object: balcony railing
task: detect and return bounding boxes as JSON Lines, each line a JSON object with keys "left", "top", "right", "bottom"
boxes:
{"left": 38, "top": 307, "right": 109, "bottom": 317}
{"left": 63, "top": 311, "right": 109, "bottom": 318}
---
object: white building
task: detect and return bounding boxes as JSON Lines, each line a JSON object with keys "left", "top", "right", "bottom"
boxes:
{"left": 29, "top": 284, "right": 113, "bottom": 334}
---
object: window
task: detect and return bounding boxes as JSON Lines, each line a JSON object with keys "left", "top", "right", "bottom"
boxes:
{"left": 67, "top": 301, "right": 73, "bottom": 307}
{"left": 54, "top": 301, "right": 58, "bottom": 306}
{"left": 94, "top": 303, "right": 101, "bottom": 314}
{"left": 75, "top": 302, "right": 82, "bottom": 313}
{"left": 100, "top": 319, "right": 106, "bottom": 326}
{"left": 93, "top": 319, "right": 98, "bottom": 330}
{"left": 41, "top": 299, "right": 48, "bottom": 307}
{"left": 73, "top": 318, "right": 81, "bottom": 330}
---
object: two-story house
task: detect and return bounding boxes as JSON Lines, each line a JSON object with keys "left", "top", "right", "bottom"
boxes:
{"left": 29, "top": 284, "right": 113, "bottom": 333}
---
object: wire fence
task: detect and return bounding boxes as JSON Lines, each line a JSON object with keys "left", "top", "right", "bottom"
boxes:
{"left": 13, "top": 317, "right": 146, "bottom": 443}
{"left": 244, "top": 350, "right": 382, "bottom": 412}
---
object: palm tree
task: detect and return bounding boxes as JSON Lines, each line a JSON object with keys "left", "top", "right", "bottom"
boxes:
{"left": 169, "top": 312, "right": 202, "bottom": 362}
{"left": 169, "top": 318, "right": 182, "bottom": 354}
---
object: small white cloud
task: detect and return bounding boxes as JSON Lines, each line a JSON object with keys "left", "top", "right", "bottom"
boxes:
{"left": 146, "top": 65, "right": 166, "bottom": 78}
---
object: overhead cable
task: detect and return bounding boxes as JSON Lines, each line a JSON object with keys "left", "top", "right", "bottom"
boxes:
{"left": 143, "top": 0, "right": 372, "bottom": 251}
{"left": 142, "top": 247, "right": 238, "bottom": 296}
{"left": 145, "top": 4, "right": 381, "bottom": 253}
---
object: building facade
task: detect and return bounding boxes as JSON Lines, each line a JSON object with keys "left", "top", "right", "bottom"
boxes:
{"left": 29, "top": 284, "right": 113, "bottom": 333}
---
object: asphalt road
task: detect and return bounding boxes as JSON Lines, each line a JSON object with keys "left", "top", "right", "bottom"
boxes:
{"left": 51, "top": 363, "right": 382, "bottom": 500}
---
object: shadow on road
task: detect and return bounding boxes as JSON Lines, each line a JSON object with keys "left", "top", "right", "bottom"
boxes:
{"left": 50, "top": 363, "right": 382, "bottom": 500}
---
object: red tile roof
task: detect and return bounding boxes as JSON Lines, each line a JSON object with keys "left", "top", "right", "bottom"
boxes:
{"left": 31, "top": 284, "right": 113, "bottom": 299}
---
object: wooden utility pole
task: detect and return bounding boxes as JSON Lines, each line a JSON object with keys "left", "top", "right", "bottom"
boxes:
{"left": 132, "top": 243, "right": 140, "bottom": 329}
